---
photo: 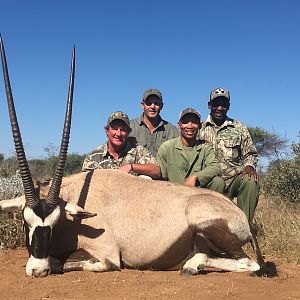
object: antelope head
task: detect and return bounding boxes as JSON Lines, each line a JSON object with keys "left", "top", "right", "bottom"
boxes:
{"left": 0, "top": 35, "right": 75, "bottom": 277}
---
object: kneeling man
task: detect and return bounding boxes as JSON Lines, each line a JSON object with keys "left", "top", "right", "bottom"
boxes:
{"left": 157, "top": 108, "right": 224, "bottom": 192}
{"left": 82, "top": 111, "right": 160, "bottom": 179}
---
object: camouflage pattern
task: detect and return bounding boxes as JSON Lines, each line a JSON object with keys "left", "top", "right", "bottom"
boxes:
{"left": 198, "top": 115, "right": 258, "bottom": 188}
{"left": 179, "top": 108, "right": 201, "bottom": 122}
{"left": 107, "top": 111, "right": 130, "bottom": 127}
{"left": 82, "top": 140, "right": 158, "bottom": 174}
{"left": 210, "top": 87, "right": 230, "bottom": 102}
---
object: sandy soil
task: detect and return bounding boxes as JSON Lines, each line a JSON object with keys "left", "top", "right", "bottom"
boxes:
{"left": 0, "top": 249, "right": 299, "bottom": 300}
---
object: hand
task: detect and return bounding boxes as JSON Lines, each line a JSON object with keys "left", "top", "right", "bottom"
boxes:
{"left": 118, "top": 164, "right": 132, "bottom": 173}
{"left": 184, "top": 175, "right": 199, "bottom": 187}
{"left": 241, "top": 165, "right": 259, "bottom": 182}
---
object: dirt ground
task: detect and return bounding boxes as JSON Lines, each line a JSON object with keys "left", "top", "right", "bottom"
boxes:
{"left": 0, "top": 249, "right": 299, "bottom": 300}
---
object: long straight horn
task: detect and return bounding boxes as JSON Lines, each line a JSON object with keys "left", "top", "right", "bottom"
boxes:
{"left": 46, "top": 47, "right": 75, "bottom": 205}
{"left": 0, "top": 35, "right": 39, "bottom": 208}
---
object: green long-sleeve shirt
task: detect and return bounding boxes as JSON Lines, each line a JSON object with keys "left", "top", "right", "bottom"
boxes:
{"left": 157, "top": 137, "right": 221, "bottom": 186}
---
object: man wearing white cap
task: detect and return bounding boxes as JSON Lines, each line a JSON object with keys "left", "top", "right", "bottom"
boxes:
{"left": 199, "top": 88, "right": 259, "bottom": 221}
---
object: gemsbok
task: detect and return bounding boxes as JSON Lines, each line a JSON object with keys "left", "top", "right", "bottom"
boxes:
{"left": 0, "top": 36, "right": 276, "bottom": 278}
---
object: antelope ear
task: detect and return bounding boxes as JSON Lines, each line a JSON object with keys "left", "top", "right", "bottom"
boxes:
{"left": 64, "top": 202, "right": 97, "bottom": 219}
{"left": 0, "top": 196, "right": 26, "bottom": 212}
{"left": 70, "top": 211, "right": 97, "bottom": 219}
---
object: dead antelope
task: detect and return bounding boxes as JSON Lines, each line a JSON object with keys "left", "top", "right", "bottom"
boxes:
{"left": 0, "top": 36, "right": 275, "bottom": 278}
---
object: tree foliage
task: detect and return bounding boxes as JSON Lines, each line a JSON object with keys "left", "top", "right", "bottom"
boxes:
{"left": 261, "top": 134, "right": 300, "bottom": 203}
{"left": 0, "top": 153, "right": 85, "bottom": 181}
{"left": 248, "top": 126, "right": 287, "bottom": 159}
{"left": 0, "top": 157, "right": 19, "bottom": 178}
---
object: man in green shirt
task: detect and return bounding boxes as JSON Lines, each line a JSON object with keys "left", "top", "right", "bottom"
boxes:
{"left": 157, "top": 108, "right": 224, "bottom": 192}
{"left": 130, "top": 88, "right": 179, "bottom": 157}
{"left": 198, "top": 88, "right": 259, "bottom": 221}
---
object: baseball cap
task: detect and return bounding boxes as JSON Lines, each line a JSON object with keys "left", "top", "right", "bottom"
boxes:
{"left": 142, "top": 88, "right": 162, "bottom": 102}
{"left": 179, "top": 108, "right": 201, "bottom": 122}
{"left": 210, "top": 87, "right": 230, "bottom": 102}
{"left": 107, "top": 111, "right": 130, "bottom": 128}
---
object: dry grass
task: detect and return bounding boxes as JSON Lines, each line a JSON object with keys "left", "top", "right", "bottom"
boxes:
{"left": 253, "top": 196, "right": 300, "bottom": 263}
{"left": 0, "top": 212, "right": 24, "bottom": 249}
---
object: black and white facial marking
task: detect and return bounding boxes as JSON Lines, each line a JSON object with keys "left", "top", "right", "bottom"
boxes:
{"left": 23, "top": 202, "right": 61, "bottom": 277}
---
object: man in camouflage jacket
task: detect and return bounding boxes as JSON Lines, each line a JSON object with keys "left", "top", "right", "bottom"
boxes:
{"left": 198, "top": 88, "right": 259, "bottom": 221}
{"left": 82, "top": 111, "right": 161, "bottom": 179}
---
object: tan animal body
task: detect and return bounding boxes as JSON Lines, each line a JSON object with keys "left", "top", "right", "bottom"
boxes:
{"left": 1, "top": 169, "right": 260, "bottom": 275}
{"left": 53, "top": 169, "right": 256, "bottom": 272}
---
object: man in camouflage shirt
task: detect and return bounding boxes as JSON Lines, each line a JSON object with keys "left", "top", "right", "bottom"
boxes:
{"left": 82, "top": 111, "right": 161, "bottom": 179}
{"left": 198, "top": 88, "right": 259, "bottom": 221}
{"left": 130, "top": 88, "right": 179, "bottom": 157}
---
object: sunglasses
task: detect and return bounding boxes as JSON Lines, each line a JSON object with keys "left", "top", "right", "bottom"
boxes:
{"left": 143, "top": 99, "right": 162, "bottom": 106}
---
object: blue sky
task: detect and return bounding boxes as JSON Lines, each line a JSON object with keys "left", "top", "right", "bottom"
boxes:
{"left": 0, "top": 0, "right": 299, "bottom": 158}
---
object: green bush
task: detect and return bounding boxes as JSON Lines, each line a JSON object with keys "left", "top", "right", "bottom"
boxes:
{"left": 0, "top": 173, "right": 24, "bottom": 249}
{"left": 0, "top": 172, "right": 23, "bottom": 199}
{"left": 0, "top": 157, "right": 19, "bottom": 178}
{"left": 0, "top": 212, "right": 24, "bottom": 249}
{"left": 261, "top": 141, "right": 300, "bottom": 203}
{"left": 248, "top": 126, "right": 287, "bottom": 159}
{"left": 0, "top": 153, "right": 85, "bottom": 182}
{"left": 65, "top": 153, "right": 85, "bottom": 175}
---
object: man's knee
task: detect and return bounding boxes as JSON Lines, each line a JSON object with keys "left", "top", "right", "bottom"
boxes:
{"left": 207, "top": 176, "right": 225, "bottom": 193}
{"left": 237, "top": 176, "right": 259, "bottom": 221}
{"left": 240, "top": 176, "right": 259, "bottom": 194}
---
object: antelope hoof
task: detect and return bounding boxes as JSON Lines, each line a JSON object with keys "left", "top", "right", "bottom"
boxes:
{"left": 180, "top": 268, "right": 198, "bottom": 276}
{"left": 252, "top": 261, "right": 278, "bottom": 278}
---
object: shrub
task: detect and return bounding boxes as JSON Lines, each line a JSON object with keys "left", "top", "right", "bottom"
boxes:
{"left": 261, "top": 141, "right": 300, "bottom": 203}
{"left": 0, "top": 213, "right": 24, "bottom": 249}
{"left": 0, "top": 157, "right": 19, "bottom": 178}
{"left": 0, "top": 172, "right": 23, "bottom": 199}
{"left": 65, "top": 153, "right": 85, "bottom": 175}
{"left": 0, "top": 152, "right": 85, "bottom": 183}
{"left": 0, "top": 173, "right": 24, "bottom": 249}
{"left": 248, "top": 126, "right": 287, "bottom": 159}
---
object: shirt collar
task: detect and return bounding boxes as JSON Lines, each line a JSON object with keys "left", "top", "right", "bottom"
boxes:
{"left": 139, "top": 114, "right": 164, "bottom": 129}
{"left": 175, "top": 137, "right": 203, "bottom": 151}
{"left": 104, "top": 140, "right": 133, "bottom": 158}
{"left": 204, "top": 114, "right": 234, "bottom": 129}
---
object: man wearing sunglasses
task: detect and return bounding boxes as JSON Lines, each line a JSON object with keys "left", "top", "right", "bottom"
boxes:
{"left": 157, "top": 108, "right": 224, "bottom": 192}
{"left": 130, "top": 88, "right": 179, "bottom": 157}
{"left": 198, "top": 88, "right": 259, "bottom": 221}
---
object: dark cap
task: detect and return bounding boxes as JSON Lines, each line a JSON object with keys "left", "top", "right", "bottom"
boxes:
{"left": 107, "top": 111, "right": 130, "bottom": 128}
{"left": 142, "top": 88, "right": 162, "bottom": 102}
{"left": 179, "top": 108, "right": 201, "bottom": 122}
{"left": 210, "top": 87, "right": 230, "bottom": 102}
